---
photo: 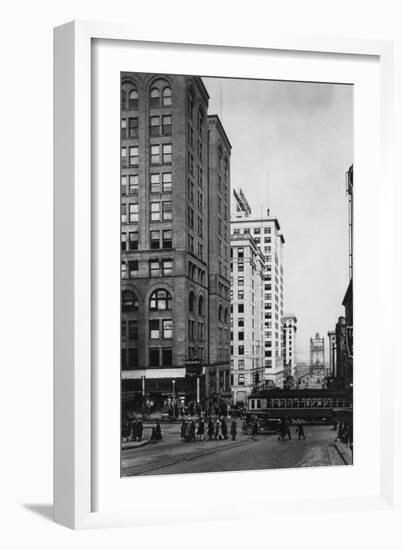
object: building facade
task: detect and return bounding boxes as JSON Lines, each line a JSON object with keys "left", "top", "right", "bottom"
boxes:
{"left": 282, "top": 314, "right": 297, "bottom": 379}
{"left": 309, "top": 332, "right": 325, "bottom": 375}
{"left": 230, "top": 234, "right": 265, "bottom": 404}
{"left": 120, "top": 73, "right": 230, "bottom": 410}
{"left": 207, "top": 115, "right": 232, "bottom": 401}
{"left": 231, "top": 196, "right": 285, "bottom": 387}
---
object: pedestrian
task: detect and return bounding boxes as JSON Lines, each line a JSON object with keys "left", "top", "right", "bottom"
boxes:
{"left": 155, "top": 420, "right": 162, "bottom": 441}
{"left": 207, "top": 418, "right": 214, "bottom": 441}
{"left": 221, "top": 417, "right": 228, "bottom": 440}
{"left": 150, "top": 427, "right": 157, "bottom": 444}
{"left": 230, "top": 419, "right": 237, "bottom": 441}
{"left": 197, "top": 418, "right": 205, "bottom": 441}
{"left": 251, "top": 416, "right": 259, "bottom": 440}
{"left": 215, "top": 417, "right": 222, "bottom": 440}
{"left": 285, "top": 417, "right": 292, "bottom": 440}
{"left": 279, "top": 418, "right": 287, "bottom": 441}
{"left": 295, "top": 419, "right": 305, "bottom": 440}
{"left": 137, "top": 419, "right": 143, "bottom": 441}
{"left": 180, "top": 419, "right": 186, "bottom": 441}
{"left": 189, "top": 401, "right": 194, "bottom": 416}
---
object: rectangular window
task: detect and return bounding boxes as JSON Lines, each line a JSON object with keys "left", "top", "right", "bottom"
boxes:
{"left": 238, "top": 277, "right": 244, "bottom": 286}
{"left": 150, "top": 202, "right": 161, "bottom": 221}
{"left": 188, "top": 179, "right": 194, "bottom": 202}
{"left": 162, "top": 172, "right": 172, "bottom": 192}
{"left": 162, "top": 201, "right": 172, "bottom": 221}
{"left": 121, "top": 320, "right": 127, "bottom": 340}
{"left": 149, "top": 348, "right": 160, "bottom": 367}
{"left": 162, "top": 115, "right": 172, "bottom": 136}
{"left": 198, "top": 167, "right": 203, "bottom": 187}
{"left": 121, "top": 147, "right": 127, "bottom": 167}
{"left": 128, "top": 320, "right": 138, "bottom": 341}
{"left": 198, "top": 243, "right": 203, "bottom": 259}
{"left": 163, "top": 319, "right": 173, "bottom": 339}
{"left": 150, "top": 173, "right": 160, "bottom": 193}
{"left": 238, "top": 332, "right": 244, "bottom": 341}
{"left": 149, "top": 260, "right": 161, "bottom": 277}
{"left": 127, "top": 348, "right": 138, "bottom": 369}
{"left": 188, "top": 152, "right": 194, "bottom": 175}
{"left": 238, "top": 304, "right": 244, "bottom": 313}
{"left": 129, "top": 174, "right": 138, "bottom": 195}
{"left": 129, "top": 231, "right": 138, "bottom": 250}
{"left": 188, "top": 234, "right": 194, "bottom": 254}
{"left": 150, "top": 116, "right": 160, "bottom": 136}
{"left": 162, "top": 144, "right": 172, "bottom": 164}
{"left": 121, "top": 118, "right": 127, "bottom": 138}
{"left": 129, "top": 203, "right": 139, "bottom": 223}
{"left": 238, "top": 263, "right": 244, "bottom": 272}
{"left": 129, "top": 146, "right": 139, "bottom": 166}
{"left": 238, "top": 318, "right": 244, "bottom": 327}
{"left": 121, "top": 175, "right": 127, "bottom": 195}
{"left": 238, "top": 359, "right": 245, "bottom": 369}
{"left": 149, "top": 319, "right": 160, "bottom": 339}
{"left": 150, "top": 230, "right": 160, "bottom": 249}
{"left": 128, "top": 260, "right": 138, "bottom": 277}
{"left": 162, "top": 230, "right": 172, "bottom": 248}
{"left": 121, "top": 233, "right": 127, "bottom": 251}
{"left": 238, "top": 374, "right": 245, "bottom": 385}
{"left": 188, "top": 206, "right": 194, "bottom": 229}
{"left": 188, "top": 124, "right": 194, "bottom": 147}
{"left": 162, "top": 259, "right": 173, "bottom": 275}
{"left": 128, "top": 117, "right": 138, "bottom": 138}
{"left": 121, "top": 261, "right": 127, "bottom": 279}
{"left": 238, "top": 346, "right": 244, "bottom": 355}
{"left": 238, "top": 290, "right": 244, "bottom": 300}
{"left": 151, "top": 144, "right": 160, "bottom": 164}
{"left": 198, "top": 140, "right": 203, "bottom": 162}
{"left": 162, "top": 348, "right": 172, "bottom": 367}
{"left": 121, "top": 204, "right": 127, "bottom": 223}
{"left": 198, "top": 217, "right": 203, "bottom": 237}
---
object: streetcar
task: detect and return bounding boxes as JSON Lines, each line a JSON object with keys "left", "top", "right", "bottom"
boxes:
{"left": 246, "top": 389, "right": 353, "bottom": 424}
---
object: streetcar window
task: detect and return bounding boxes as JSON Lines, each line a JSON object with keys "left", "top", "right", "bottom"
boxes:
{"left": 299, "top": 399, "right": 305, "bottom": 408}
{"left": 250, "top": 400, "right": 255, "bottom": 409}
{"left": 306, "top": 399, "right": 311, "bottom": 407}
{"left": 256, "top": 400, "right": 261, "bottom": 409}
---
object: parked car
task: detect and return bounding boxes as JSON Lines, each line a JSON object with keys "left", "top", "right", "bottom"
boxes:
{"left": 242, "top": 413, "right": 281, "bottom": 435}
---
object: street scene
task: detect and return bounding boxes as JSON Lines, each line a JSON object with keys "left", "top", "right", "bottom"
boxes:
{"left": 120, "top": 73, "right": 353, "bottom": 476}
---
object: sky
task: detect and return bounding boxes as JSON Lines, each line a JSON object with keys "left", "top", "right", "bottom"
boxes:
{"left": 203, "top": 76, "right": 353, "bottom": 363}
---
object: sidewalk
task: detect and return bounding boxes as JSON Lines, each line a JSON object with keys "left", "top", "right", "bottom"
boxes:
{"left": 333, "top": 440, "right": 353, "bottom": 465}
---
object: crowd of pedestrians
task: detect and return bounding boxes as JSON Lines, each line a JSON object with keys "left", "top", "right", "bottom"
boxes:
{"left": 180, "top": 416, "right": 238, "bottom": 443}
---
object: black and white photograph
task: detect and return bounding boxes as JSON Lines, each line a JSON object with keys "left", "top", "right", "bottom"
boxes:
{"left": 120, "top": 72, "right": 354, "bottom": 477}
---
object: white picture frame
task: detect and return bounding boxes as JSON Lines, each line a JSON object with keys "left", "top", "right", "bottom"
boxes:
{"left": 54, "top": 20, "right": 395, "bottom": 530}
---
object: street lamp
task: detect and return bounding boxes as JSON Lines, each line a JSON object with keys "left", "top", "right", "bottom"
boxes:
{"left": 172, "top": 379, "right": 176, "bottom": 419}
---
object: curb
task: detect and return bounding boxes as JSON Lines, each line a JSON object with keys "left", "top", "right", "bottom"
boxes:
{"left": 333, "top": 441, "right": 352, "bottom": 465}
{"left": 122, "top": 439, "right": 150, "bottom": 451}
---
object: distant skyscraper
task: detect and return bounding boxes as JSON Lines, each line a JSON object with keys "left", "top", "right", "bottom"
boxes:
{"left": 230, "top": 233, "right": 265, "bottom": 404}
{"left": 231, "top": 189, "right": 285, "bottom": 387}
{"left": 282, "top": 314, "right": 297, "bottom": 378}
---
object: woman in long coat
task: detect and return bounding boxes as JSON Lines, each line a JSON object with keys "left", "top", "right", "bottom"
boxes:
{"left": 207, "top": 418, "right": 214, "bottom": 441}
{"left": 197, "top": 418, "right": 205, "bottom": 441}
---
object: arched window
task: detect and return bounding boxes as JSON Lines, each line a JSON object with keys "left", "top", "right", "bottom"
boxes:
{"left": 189, "top": 291, "right": 195, "bottom": 313}
{"left": 198, "top": 295, "right": 205, "bottom": 316}
{"left": 188, "top": 89, "right": 194, "bottom": 118}
{"left": 224, "top": 307, "right": 229, "bottom": 324}
{"left": 150, "top": 88, "right": 160, "bottom": 107}
{"left": 150, "top": 289, "right": 172, "bottom": 310}
{"left": 218, "top": 304, "right": 223, "bottom": 322}
{"left": 162, "top": 87, "right": 172, "bottom": 106}
{"left": 121, "top": 89, "right": 127, "bottom": 110}
{"left": 122, "top": 289, "right": 138, "bottom": 312}
{"left": 129, "top": 89, "right": 138, "bottom": 110}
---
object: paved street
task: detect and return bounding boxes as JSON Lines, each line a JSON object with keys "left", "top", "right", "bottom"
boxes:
{"left": 121, "top": 423, "right": 346, "bottom": 476}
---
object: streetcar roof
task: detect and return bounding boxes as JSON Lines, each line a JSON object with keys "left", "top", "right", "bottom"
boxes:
{"left": 248, "top": 389, "right": 352, "bottom": 398}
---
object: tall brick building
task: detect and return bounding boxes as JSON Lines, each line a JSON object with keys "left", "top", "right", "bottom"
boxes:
{"left": 120, "top": 73, "right": 230, "bottom": 410}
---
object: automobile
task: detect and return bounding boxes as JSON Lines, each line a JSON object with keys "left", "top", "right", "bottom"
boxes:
{"left": 242, "top": 413, "right": 281, "bottom": 435}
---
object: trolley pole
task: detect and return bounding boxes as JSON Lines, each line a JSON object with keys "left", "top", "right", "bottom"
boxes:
{"left": 196, "top": 376, "right": 200, "bottom": 404}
